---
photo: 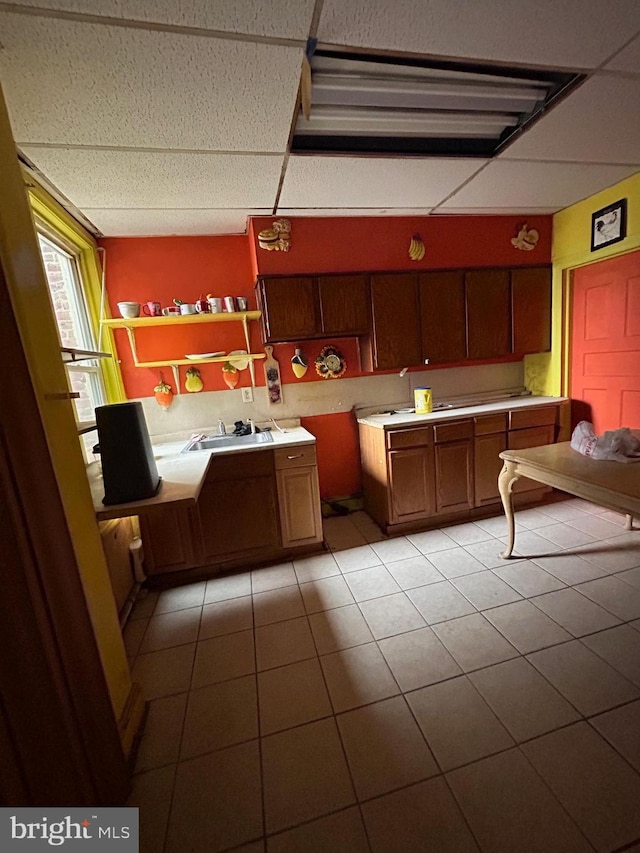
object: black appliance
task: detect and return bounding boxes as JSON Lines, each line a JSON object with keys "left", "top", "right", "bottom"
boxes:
{"left": 95, "top": 402, "right": 161, "bottom": 505}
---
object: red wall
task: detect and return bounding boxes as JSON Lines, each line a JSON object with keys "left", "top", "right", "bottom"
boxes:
{"left": 100, "top": 214, "right": 552, "bottom": 499}
{"left": 250, "top": 215, "right": 552, "bottom": 275}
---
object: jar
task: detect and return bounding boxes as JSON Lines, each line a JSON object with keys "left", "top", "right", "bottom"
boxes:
{"left": 414, "top": 387, "right": 433, "bottom": 414}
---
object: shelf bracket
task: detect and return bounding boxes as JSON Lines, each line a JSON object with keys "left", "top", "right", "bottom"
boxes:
{"left": 170, "top": 364, "right": 181, "bottom": 394}
{"left": 125, "top": 326, "right": 139, "bottom": 365}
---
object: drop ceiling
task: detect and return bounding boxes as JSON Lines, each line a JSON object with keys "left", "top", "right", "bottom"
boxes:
{"left": 1, "top": 0, "right": 639, "bottom": 236}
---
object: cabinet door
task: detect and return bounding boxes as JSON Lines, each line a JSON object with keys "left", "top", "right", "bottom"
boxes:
{"left": 140, "top": 505, "right": 198, "bottom": 575}
{"left": 388, "top": 446, "right": 434, "bottom": 523}
{"left": 511, "top": 266, "right": 551, "bottom": 354}
{"left": 99, "top": 518, "right": 135, "bottom": 612}
{"left": 420, "top": 271, "right": 466, "bottom": 364}
{"left": 434, "top": 440, "right": 474, "bottom": 514}
{"left": 277, "top": 466, "right": 322, "bottom": 548}
{"left": 258, "top": 277, "right": 319, "bottom": 342}
{"left": 465, "top": 269, "right": 511, "bottom": 359}
{"left": 369, "top": 273, "right": 421, "bottom": 370}
{"left": 508, "top": 424, "right": 556, "bottom": 493}
{"left": 474, "top": 433, "right": 508, "bottom": 506}
{"left": 318, "top": 275, "right": 370, "bottom": 335}
{"left": 199, "top": 475, "right": 279, "bottom": 562}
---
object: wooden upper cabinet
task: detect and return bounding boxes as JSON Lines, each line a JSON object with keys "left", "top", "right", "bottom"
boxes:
{"left": 511, "top": 266, "right": 551, "bottom": 354}
{"left": 419, "top": 271, "right": 466, "bottom": 364}
{"left": 465, "top": 269, "right": 511, "bottom": 360}
{"left": 367, "top": 273, "right": 421, "bottom": 370}
{"left": 257, "top": 277, "right": 319, "bottom": 342}
{"left": 318, "top": 275, "right": 370, "bottom": 335}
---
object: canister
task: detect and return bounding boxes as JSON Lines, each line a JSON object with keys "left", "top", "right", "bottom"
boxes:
{"left": 414, "top": 387, "right": 433, "bottom": 414}
{"left": 223, "top": 296, "right": 236, "bottom": 312}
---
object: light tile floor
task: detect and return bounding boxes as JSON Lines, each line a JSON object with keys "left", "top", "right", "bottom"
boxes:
{"left": 126, "top": 499, "right": 640, "bottom": 852}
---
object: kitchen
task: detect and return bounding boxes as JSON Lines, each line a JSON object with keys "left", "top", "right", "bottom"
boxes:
{"left": 2, "top": 1, "right": 640, "bottom": 851}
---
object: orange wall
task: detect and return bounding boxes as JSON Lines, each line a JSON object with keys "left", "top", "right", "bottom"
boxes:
{"left": 250, "top": 215, "right": 552, "bottom": 275}
{"left": 100, "top": 214, "right": 552, "bottom": 498}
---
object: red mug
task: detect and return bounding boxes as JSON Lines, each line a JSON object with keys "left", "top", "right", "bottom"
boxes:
{"left": 143, "top": 301, "right": 161, "bottom": 317}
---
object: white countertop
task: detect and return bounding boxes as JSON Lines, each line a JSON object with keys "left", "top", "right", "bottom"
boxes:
{"left": 90, "top": 426, "right": 316, "bottom": 521}
{"left": 357, "top": 395, "right": 568, "bottom": 429}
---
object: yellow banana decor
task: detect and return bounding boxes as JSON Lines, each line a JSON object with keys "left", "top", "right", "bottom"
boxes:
{"left": 408, "top": 234, "right": 426, "bottom": 262}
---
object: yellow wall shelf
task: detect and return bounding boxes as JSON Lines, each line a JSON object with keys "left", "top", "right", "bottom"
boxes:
{"left": 101, "top": 311, "right": 264, "bottom": 391}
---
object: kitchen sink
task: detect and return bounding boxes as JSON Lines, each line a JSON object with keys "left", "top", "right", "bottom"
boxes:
{"left": 183, "top": 431, "right": 274, "bottom": 452}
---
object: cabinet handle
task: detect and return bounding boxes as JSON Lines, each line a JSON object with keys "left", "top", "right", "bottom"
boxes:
{"left": 287, "top": 454, "right": 304, "bottom": 460}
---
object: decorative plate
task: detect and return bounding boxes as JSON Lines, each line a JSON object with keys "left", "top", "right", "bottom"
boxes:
{"left": 228, "top": 349, "right": 250, "bottom": 370}
{"left": 185, "top": 352, "right": 225, "bottom": 359}
{"left": 315, "top": 346, "right": 346, "bottom": 379}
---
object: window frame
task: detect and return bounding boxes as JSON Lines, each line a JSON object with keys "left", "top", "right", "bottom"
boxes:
{"left": 27, "top": 179, "right": 125, "bottom": 405}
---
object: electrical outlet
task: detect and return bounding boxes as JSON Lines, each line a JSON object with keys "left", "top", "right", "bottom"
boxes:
{"left": 241, "top": 387, "right": 253, "bottom": 403}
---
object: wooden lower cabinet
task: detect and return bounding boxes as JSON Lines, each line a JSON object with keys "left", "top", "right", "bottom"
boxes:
{"left": 474, "top": 432, "right": 508, "bottom": 506}
{"left": 388, "top": 447, "right": 435, "bottom": 523}
{"left": 139, "top": 503, "right": 200, "bottom": 574}
{"left": 359, "top": 405, "right": 561, "bottom": 533}
{"left": 275, "top": 444, "right": 323, "bottom": 548}
{"left": 434, "top": 440, "right": 474, "bottom": 514}
{"left": 199, "top": 475, "right": 279, "bottom": 562}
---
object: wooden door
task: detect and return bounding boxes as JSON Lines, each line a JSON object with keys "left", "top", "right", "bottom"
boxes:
{"left": 139, "top": 504, "right": 198, "bottom": 574}
{"left": 420, "top": 270, "right": 466, "bottom": 364}
{"left": 318, "top": 274, "right": 370, "bottom": 335}
{"left": 369, "top": 273, "right": 421, "bottom": 369}
{"left": 571, "top": 251, "right": 640, "bottom": 432}
{"left": 474, "top": 433, "right": 508, "bottom": 506}
{"left": 277, "top": 466, "right": 323, "bottom": 548}
{"left": 511, "top": 266, "right": 552, "bottom": 354}
{"left": 465, "top": 269, "right": 511, "bottom": 359}
{"left": 199, "top": 476, "right": 279, "bottom": 561}
{"left": 388, "top": 447, "right": 434, "bottom": 523}
{"left": 434, "top": 441, "right": 474, "bottom": 514}
{"left": 258, "top": 276, "right": 319, "bottom": 342}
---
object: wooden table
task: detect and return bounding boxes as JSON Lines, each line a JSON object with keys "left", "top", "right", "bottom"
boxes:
{"left": 498, "top": 442, "right": 640, "bottom": 559}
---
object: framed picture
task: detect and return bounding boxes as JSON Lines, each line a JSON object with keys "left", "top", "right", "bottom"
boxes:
{"left": 591, "top": 198, "right": 627, "bottom": 251}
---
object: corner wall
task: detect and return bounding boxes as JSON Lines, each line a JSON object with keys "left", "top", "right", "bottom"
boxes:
{"left": 524, "top": 172, "right": 640, "bottom": 396}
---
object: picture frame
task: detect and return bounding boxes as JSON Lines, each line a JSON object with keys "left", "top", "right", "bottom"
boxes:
{"left": 591, "top": 198, "right": 627, "bottom": 251}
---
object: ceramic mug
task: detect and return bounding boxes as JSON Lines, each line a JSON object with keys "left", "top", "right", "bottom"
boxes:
{"left": 162, "top": 306, "right": 181, "bottom": 316}
{"left": 236, "top": 296, "right": 248, "bottom": 311}
{"left": 180, "top": 303, "right": 197, "bottom": 315}
{"left": 223, "top": 296, "right": 236, "bottom": 313}
{"left": 117, "top": 301, "right": 140, "bottom": 319}
{"left": 143, "top": 300, "right": 161, "bottom": 317}
{"left": 195, "top": 298, "right": 210, "bottom": 313}
{"left": 208, "top": 297, "right": 223, "bottom": 313}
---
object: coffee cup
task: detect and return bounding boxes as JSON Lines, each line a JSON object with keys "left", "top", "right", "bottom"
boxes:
{"left": 223, "top": 296, "right": 236, "bottom": 313}
{"left": 179, "top": 303, "right": 197, "bottom": 315}
{"left": 143, "top": 300, "right": 162, "bottom": 317}
{"left": 117, "top": 301, "right": 140, "bottom": 319}
{"left": 236, "top": 296, "right": 248, "bottom": 311}
{"left": 162, "top": 306, "right": 181, "bottom": 316}
{"left": 207, "top": 297, "right": 223, "bottom": 313}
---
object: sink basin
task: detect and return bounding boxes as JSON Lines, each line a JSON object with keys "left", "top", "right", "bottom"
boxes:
{"left": 183, "top": 432, "right": 274, "bottom": 452}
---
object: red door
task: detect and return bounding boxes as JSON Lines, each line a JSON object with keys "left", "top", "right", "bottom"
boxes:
{"left": 571, "top": 250, "right": 640, "bottom": 432}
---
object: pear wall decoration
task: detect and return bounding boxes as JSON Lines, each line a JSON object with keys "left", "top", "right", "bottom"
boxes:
{"left": 291, "top": 347, "right": 308, "bottom": 379}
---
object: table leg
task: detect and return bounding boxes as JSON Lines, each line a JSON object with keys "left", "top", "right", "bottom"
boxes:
{"left": 499, "top": 460, "right": 521, "bottom": 559}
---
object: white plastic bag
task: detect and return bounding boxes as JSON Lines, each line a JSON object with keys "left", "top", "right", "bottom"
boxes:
{"left": 570, "top": 421, "right": 640, "bottom": 463}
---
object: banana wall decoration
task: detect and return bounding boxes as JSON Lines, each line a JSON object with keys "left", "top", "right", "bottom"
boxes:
{"left": 408, "top": 234, "right": 426, "bottom": 261}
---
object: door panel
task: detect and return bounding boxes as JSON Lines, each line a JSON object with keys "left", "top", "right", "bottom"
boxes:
{"left": 571, "top": 251, "right": 640, "bottom": 432}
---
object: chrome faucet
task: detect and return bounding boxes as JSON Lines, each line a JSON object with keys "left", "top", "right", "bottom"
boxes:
{"left": 217, "top": 419, "right": 226, "bottom": 435}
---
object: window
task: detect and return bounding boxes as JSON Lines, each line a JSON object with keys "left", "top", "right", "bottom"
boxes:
{"left": 37, "top": 231, "right": 106, "bottom": 453}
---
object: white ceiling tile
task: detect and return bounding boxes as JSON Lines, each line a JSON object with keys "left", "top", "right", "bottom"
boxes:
{"left": 279, "top": 156, "right": 486, "bottom": 208}
{"left": 83, "top": 208, "right": 269, "bottom": 236}
{"left": 604, "top": 35, "right": 640, "bottom": 72}
{"left": 0, "top": 12, "right": 302, "bottom": 150}
{"left": 438, "top": 160, "right": 639, "bottom": 209}
{"left": 432, "top": 208, "right": 558, "bottom": 215}
{"left": 276, "top": 208, "right": 436, "bottom": 216}
{"left": 21, "top": 148, "right": 284, "bottom": 208}
{"left": 500, "top": 75, "right": 640, "bottom": 164}
{"left": 6, "top": 0, "right": 315, "bottom": 40}
{"left": 318, "top": 0, "right": 640, "bottom": 69}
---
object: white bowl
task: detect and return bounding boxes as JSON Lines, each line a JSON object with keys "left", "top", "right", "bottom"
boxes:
{"left": 117, "top": 301, "right": 140, "bottom": 318}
